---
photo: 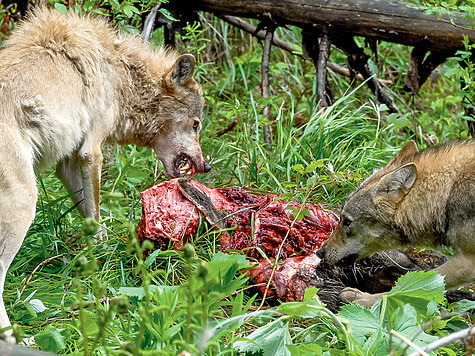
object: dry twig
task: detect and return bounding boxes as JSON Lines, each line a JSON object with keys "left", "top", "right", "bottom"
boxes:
{"left": 407, "top": 327, "right": 475, "bottom": 356}
{"left": 20, "top": 253, "right": 69, "bottom": 294}
{"left": 390, "top": 330, "right": 429, "bottom": 356}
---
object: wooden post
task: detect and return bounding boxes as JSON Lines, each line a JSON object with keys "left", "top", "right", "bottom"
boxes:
{"left": 317, "top": 33, "right": 332, "bottom": 107}
{"left": 303, "top": 28, "right": 333, "bottom": 108}
{"left": 261, "top": 18, "right": 276, "bottom": 153}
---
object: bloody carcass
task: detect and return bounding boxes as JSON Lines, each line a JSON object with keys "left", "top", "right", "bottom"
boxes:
{"left": 138, "top": 179, "right": 339, "bottom": 256}
{"left": 137, "top": 178, "right": 339, "bottom": 301}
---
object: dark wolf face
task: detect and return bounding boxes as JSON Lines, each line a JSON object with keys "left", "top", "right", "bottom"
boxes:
{"left": 317, "top": 143, "right": 419, "bottom": 266}
{"left": 154, "top": 54, "right": 211, "bottom": 178}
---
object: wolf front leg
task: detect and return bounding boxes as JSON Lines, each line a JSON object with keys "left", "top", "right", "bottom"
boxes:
{"left": 339, "top": 288, "right": 389, "bottom": 307}
{"left": 77, "top": 144, "right": 106, "bottom": 239}
{"left": 56, "top": 153, "right": 87, "bottom": 217}
{"left": 435, "top": 254, "right": 475, "bottom": 289}
{"left": 0, "top": 163, "right": 37, "bottom": 342}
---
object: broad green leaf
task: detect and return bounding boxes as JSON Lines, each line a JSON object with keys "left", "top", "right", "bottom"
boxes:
{"left": 54, "top": 3, "right": 68, "bottom": 14}
{"left": 292, "top": 164, "right": 305, "bottom": 175}
{"left": 205, "top": 252, "right": 250, "bottom": 297}
{"left": 426, "top": 299, "right": 440, "bottom": 317}
{"left": 387, "top": 113, "right": 411, "bottom": 128}
{"left": 125, "top": 168, "right": 149, "bottom": 184}
{"left": 207, "top": 310, "right": 272, "bottom": 342}
{"left": 35, "top": 325, "right": 66, "bottom": 353}
{"left": 338, "top": 303, "right": 381, "bottom": 345}
{"left": 383, "top": 271, "right": 445, "bottom": 315}
{"left": 277, "top": 287, "right": 324, "bottom": 318}
{"left": 390, "top": 304, "right": 438, "bottom": 351}
{"left": 287, "top": 343, "right": 323, "bottom": 355}
{"left": 364, "top": 331, "right": 390, "bottom": 356}
{"left": 159, "top": 8, "right": 178, "bottom": 22}
{"left": 29, "top": 299, "right": 47, "bottom": 314}
{"left": 30, "top": 299, "right": 47, "bottom": 312}
{"left": 449, "top": 299, "right": 475, "bottom": 313}
{"left": 209, "top": 251, "right": 249, "bottom": 271}
{"left": 305, "top": 161, "right": 317, "bottom": 173}
{"left": 234, "top": 319, "right": 292, "bottom": 356}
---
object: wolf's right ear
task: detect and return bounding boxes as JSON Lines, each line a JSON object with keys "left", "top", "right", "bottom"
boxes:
{"left": 387, "top": 141, "right": 419, "bottom": 168}
{"left": 169, "top": 54, "right": 196, "bottom": 86}
{"left": 376, "top": 163, "right": 417, "bottom": 200}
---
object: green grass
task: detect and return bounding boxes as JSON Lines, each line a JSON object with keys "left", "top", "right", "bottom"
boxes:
{"left": 2, "top": 2, "right": 474, "bottom": 355}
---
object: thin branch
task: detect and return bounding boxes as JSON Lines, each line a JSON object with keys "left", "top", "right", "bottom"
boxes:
{"left": 215, "top": 119, "right": 239, "bottom": 137}
{"left": 400, "top": 312, "right": 464, "bottom": 356}
{"left": 390, "top": 330, "right": 429, "bottom": 356}
{"left": 142, "top": 4, "right": 161, "bottom": 42}
{"left": 327, "top": 62, "right": 392, "bottom": 85}
{"left": 408, "top": 327, "right": 475, "bottom": 356}
{"left": 334, "top": 36, "right": 402, "bottom": 115}
{"left": 220, "top": 15, "right": 299, "bottom": 55}
{"left": 20, "top": 253, "right": 69, "bottom": 294}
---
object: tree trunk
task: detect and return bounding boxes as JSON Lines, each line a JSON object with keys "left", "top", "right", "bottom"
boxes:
{"left": 188, "top": 0, "right": 475, "bottom": 51}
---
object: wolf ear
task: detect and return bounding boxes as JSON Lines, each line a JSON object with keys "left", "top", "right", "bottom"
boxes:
{"left": 169, "top": 54, "right": 196, "bottom": 86}
{"left": 376, "top": 163, "right": 417, "bottom": 199}
{"left": 387, "top": 141, "right": 419, "bottom": 168}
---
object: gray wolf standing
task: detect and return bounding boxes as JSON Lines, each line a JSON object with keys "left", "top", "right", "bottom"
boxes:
{"left": 0, "top": 8, "right": 210, "bottom": 340}
{"left": 317, "top": 140, "right": 475, "bottom": 306}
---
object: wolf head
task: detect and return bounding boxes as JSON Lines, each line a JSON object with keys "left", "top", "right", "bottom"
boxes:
{"left": 317, "top": 141, "right": 419, "bottom": 266}
{"left": 153, "top": 54, "right": 211, "bottom": 178}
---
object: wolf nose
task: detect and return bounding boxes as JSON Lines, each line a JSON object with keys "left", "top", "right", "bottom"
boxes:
{"left": 315, "top": 247, "right": 325, "bottom": 259}
{"left": 203, "top": 161, "right": 212, "bottom": 173}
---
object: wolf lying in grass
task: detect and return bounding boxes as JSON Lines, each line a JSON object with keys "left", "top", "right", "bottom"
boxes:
{"left": 0, "top": 8, "right": 210, "bottom": 340}
{"left": 317, "top": 140, "right": 475, "bottom": 306}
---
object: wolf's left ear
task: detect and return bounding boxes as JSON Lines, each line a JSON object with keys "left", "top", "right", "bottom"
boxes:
{"left": 377, "top": 163, "right": 417, "bottom": 199}
{"left": 170, "top": 54, "right": 196, "bottom": 86}
{"left": 387, "top": 141, "right": 419, "bottom": 168}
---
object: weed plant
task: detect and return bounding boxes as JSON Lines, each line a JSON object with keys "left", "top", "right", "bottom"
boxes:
{"left": 1, "top": 0, "right": 474, "bottom": 354}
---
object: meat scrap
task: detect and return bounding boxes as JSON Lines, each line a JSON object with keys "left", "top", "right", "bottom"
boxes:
{"left": 248, "top": 254, "right": 325, "bottom": 302}
{"left": 137, "top": 178, "right": 339, "bottom": 301}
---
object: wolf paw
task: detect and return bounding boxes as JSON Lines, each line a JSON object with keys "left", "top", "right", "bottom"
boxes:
{"left": 339, "top": 287, "right": 380, "bottom": 307}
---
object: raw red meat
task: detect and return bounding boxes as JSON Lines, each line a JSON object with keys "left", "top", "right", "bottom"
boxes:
{"left": 137, "top": 180, "right": 198, "bottom": 250}
{"left": 248, "top": 254, "right": 324, "bottom": 301}
{"left": 137, "top": 178, "right": 339, "bottom": 301}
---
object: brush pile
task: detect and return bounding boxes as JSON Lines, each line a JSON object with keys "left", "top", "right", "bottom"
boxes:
{"left": 137, "top": 178, "right": 339, "bottom": 301}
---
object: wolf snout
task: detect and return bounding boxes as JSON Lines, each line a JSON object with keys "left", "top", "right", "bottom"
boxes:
{"left": 203, "top": 161, "right": 212, "bottom": 173}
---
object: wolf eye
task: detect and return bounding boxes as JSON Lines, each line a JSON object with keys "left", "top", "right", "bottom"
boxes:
{"left": 193, "top": 120, "right": 200, "bottom": 130}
